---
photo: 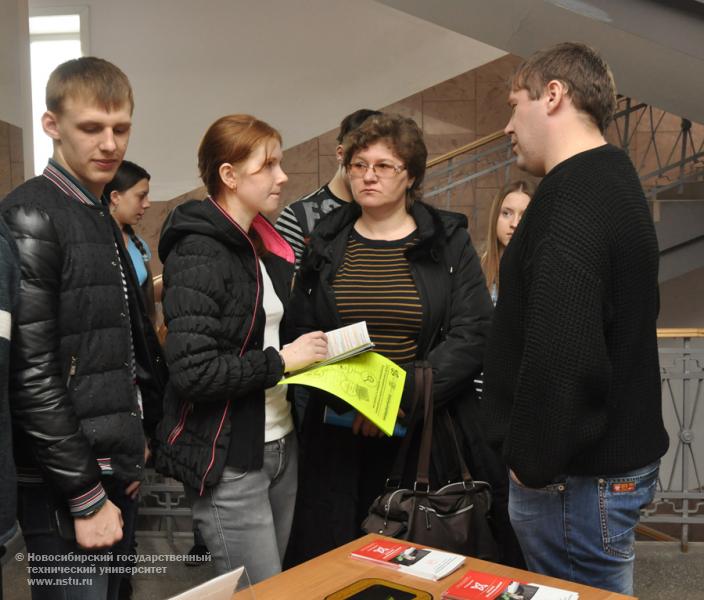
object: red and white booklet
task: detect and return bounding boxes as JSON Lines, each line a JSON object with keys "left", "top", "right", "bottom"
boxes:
{"left": 442, "top": 569, "right": 579, "bottom": 600}
{"left": 349, "top": 538, "right": 465, "bottom": 582}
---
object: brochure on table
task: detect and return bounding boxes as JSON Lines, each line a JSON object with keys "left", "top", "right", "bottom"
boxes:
{"left": 442, "top": 569, "right": 579, "bottom": 600}
{"left": 349, "top": 538, "right": 465, "bottom": 582}
{"left": 280, "top": 322, "right": 406, "bottom": 436}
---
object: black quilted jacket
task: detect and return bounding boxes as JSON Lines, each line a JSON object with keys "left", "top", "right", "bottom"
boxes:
{"left": 153, "top": 199, "right": 293, "bottom": 494}
{"left": 1, "top": 176, "right": 166, "bottom": 514}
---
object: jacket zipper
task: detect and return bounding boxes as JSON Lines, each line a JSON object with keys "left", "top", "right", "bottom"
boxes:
{"left": 66, "top": 355, "right": 77, "bottom": 388}
{"left": 197, "top": 198, "right": 262, "bottom": 494}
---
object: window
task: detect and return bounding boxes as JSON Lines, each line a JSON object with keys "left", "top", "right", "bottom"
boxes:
{"left": 29, "top": 8, "right": 89, "bottom": 174}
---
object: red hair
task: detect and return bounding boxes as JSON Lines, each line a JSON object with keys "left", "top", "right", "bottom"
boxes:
{"left": 198, "top": 114, "right": 282, "bottom": 197}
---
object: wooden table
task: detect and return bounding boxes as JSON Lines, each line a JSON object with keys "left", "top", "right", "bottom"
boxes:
{"left": 240, "top": 534, "right": 636, "bottom": 599}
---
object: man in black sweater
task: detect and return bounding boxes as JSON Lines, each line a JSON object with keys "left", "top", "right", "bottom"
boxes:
{"left": 482, "top": 42, "right": 668, "bottom": 595}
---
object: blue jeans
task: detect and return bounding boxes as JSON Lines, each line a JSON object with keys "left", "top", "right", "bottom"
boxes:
{"left": 508, "top": 461, "right": 659, "bottom": 595}
{"left": 17, "top": 479, "right": 138, "bottom": 600}
{"left": 187, "top": 432, "right": 298, "bottom": 584}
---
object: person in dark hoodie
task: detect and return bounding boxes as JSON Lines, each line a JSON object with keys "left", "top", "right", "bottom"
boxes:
{"left": 153, "top": 114, "right": 328, "bottom": 584}
{"left": 284, "top": 113, "right": 497, "bottom": 564}
{"left": 0, "top": 215, "right": 20, "bottom": 598}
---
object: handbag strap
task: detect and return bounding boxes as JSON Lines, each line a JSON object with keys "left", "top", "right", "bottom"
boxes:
{"left": 414, "top": 364, "right": 434, "bottom": 490}
{"left": 384, "top": 364, "right": 477, "bottom": 491}
{"left": 443, "top": 411, "right": 476, "bottom": 485}
{"left": 385, "top": 362, "right": 429, "bottom": 488}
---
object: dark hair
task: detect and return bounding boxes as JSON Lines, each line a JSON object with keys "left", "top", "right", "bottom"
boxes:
{"left": 104, "top": 160, "right": 151, "bottom": 196}
{"left": 105, "top": 160, "right": 151, "bottom": 260}
{"left": 342, "top": 113, "right": 427, "bottom": 207}
{"left": 46, "top": 56, "right": 134, "bottom": 115}
{"left": 198, "top": 114, "right": 282, "bottom": 198}
{"left": 336, "top": 109, "right": 382, "bottom": 144}
{"left": 510, "top": 42, "right": 616, "bottom": 133}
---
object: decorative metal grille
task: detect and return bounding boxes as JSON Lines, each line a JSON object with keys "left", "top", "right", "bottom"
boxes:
{"left": 642, "top": 334, "right": 704, "bottom": 550}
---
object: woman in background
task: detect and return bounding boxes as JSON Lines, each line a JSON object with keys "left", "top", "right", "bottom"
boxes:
{"left": 106, "top": 160, "right": 157, "bottom": 324}
{"left": 477, "top": 179, "right": 535, "bottom": 568}
{"left": 480, "top": 181, "right": 534, "bottom": 304}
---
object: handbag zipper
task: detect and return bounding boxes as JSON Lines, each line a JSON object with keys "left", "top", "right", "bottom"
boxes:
{"left": 417, "top": 502, "right": 476, "bottom": 530}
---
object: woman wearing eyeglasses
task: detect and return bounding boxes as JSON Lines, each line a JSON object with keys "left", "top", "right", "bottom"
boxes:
{"left": 285, "top": 113, "right": 496, "bottom": 564}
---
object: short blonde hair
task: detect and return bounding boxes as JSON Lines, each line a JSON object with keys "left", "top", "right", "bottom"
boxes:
{"left": 46, "top": 57, "right": 134, "bottom": 115}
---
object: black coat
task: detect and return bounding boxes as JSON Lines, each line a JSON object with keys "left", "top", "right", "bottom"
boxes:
{"left": 285, "top": 200, "right": 497, "bottom": 564}
{"left": 0, "top": 216, "right": 19, "bottom": 546}
{"left": 153, "top": 199, "right": 293, "bottom": 494}
{"left": 1, "top": 176, "right": 166, "bottom": 515}
{"left": 291, "top": 200, "right": 494, "bottom": 477}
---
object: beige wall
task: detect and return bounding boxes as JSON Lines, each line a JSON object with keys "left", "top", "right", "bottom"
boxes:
{"left": 658, "top": 267, "right": 704, "bottom": 328}
{"left": 136, "top": 52, "right": 704, "bottom": 332}
{"left": 30, "top": 0, "right": 505, "bottom": 202}
{"left": 0, "top": 0, "right": 32, "bottom": 179}
{"left": 138, "top": 54, "right": 530, "bottom": 267}
{"left": 0, "top": 120, "right": 25, "bottom": 198}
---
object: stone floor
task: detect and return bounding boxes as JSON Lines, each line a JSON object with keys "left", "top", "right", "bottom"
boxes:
{"left": 2, "top": 533, "right": 703, "bottom": 599}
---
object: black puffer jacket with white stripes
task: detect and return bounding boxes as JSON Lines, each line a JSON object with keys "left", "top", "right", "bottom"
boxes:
{"left": 1, "top": 175, "right": 165, "bottom": 516}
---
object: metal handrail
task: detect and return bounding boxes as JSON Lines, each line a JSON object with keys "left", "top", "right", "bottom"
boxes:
{"left": 658, "top": 329, "right": 704, "bottom": 338}
{"left": 426, "top": 130, "right": 506, "bottom": 168}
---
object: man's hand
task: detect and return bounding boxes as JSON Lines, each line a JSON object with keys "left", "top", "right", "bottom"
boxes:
{"left": 74, "top": 499, "right": 124, "bottom": 549}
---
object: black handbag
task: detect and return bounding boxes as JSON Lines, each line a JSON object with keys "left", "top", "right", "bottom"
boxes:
{"left": 362, "top": 364, "right": 498, "bottom": 560}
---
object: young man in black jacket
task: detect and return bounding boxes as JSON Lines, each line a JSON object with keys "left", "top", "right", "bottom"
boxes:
{"left": 482, "top": 42, "right": 668, "bottom": 595}
{"left": 1, "top": 57, "right": 165, "bottom": 600}
{"left": 0, "top": 216, "right": 20, "bottom": 600}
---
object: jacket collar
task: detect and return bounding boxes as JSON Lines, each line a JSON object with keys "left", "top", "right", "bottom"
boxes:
{"left": 307, "top": 200, "right": 465, "bottom": 267}
{"left": 43, "top": 159, "right": 102, "bottom": 207}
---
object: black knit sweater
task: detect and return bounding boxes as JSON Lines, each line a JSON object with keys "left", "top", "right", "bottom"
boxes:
{"left": 482, "top": 144, "right": 669, "bottom": 487}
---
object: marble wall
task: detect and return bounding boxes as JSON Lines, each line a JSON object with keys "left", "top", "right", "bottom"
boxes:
{"left": 135, "top": 53, "right": 704, "bottom": 275}
{"left": 137, "top": 54, "right": 528, "bottom": 268}
{"left": 0, "top": 120, "right": 25, "bottom": 198}
{"left": 277, "top": 54, "right": 526, "bottom": 247}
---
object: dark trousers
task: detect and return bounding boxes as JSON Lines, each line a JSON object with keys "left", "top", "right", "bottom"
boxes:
{"left": 17, "top": 479, "right": 138, "bottom": 600}
{"left": 284, "top": 412, "right": 403, "bottom": 568}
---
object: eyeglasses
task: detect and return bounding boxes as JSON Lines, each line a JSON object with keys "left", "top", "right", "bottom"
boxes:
{"left": 347, "top": 161, "right": 406, "bottom": 179}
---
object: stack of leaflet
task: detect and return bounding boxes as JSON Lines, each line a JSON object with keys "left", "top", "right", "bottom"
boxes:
{"left": 442, "top": 569, "right": 579, "bottom": 600}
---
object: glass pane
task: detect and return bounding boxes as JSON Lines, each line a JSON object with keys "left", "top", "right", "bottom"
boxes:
{"left": 29, "top": 15, "right": 81, "bottom": 35}
{"left": 30, "top": 39, "right": 82, "bottom": 175}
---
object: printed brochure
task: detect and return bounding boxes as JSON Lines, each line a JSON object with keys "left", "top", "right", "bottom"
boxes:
{"left": 290, "top": 321, "right": 374, "bottom": 374}
{"left": 349, "top": 538, "right": 465, "bottom": 582}
{"left": 442, "top": 569, "right": 579, "bottom": 600}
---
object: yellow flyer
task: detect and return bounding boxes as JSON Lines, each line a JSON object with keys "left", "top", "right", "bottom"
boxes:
{"left": 279, "top": 352, "right": 406, "bottom": 436}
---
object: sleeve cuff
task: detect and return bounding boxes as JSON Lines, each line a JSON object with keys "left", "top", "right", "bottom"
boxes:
{"left": 264, "top": 346, "right": 286, "bottom": 385}
{"left": 68, "top": 482, "right": 107, "bottom": 518}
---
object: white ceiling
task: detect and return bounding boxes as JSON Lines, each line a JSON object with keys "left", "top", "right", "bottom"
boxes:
{"left": 378, "top": 0, "right": 704, "bottom": 125}
{"left": 27, "top": 0, "right": 505, "bottom": 201}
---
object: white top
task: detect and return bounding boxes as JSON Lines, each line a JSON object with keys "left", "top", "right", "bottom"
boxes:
{"left": 260, "top": 259, "right": 294, "bottom": 442}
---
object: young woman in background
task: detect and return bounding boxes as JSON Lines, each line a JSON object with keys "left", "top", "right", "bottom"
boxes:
{"left": 106, "top": 160, "right": 157, "bottom": 324}
{"left": 480, "top": 181, "right": 534, "bottom": 304}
